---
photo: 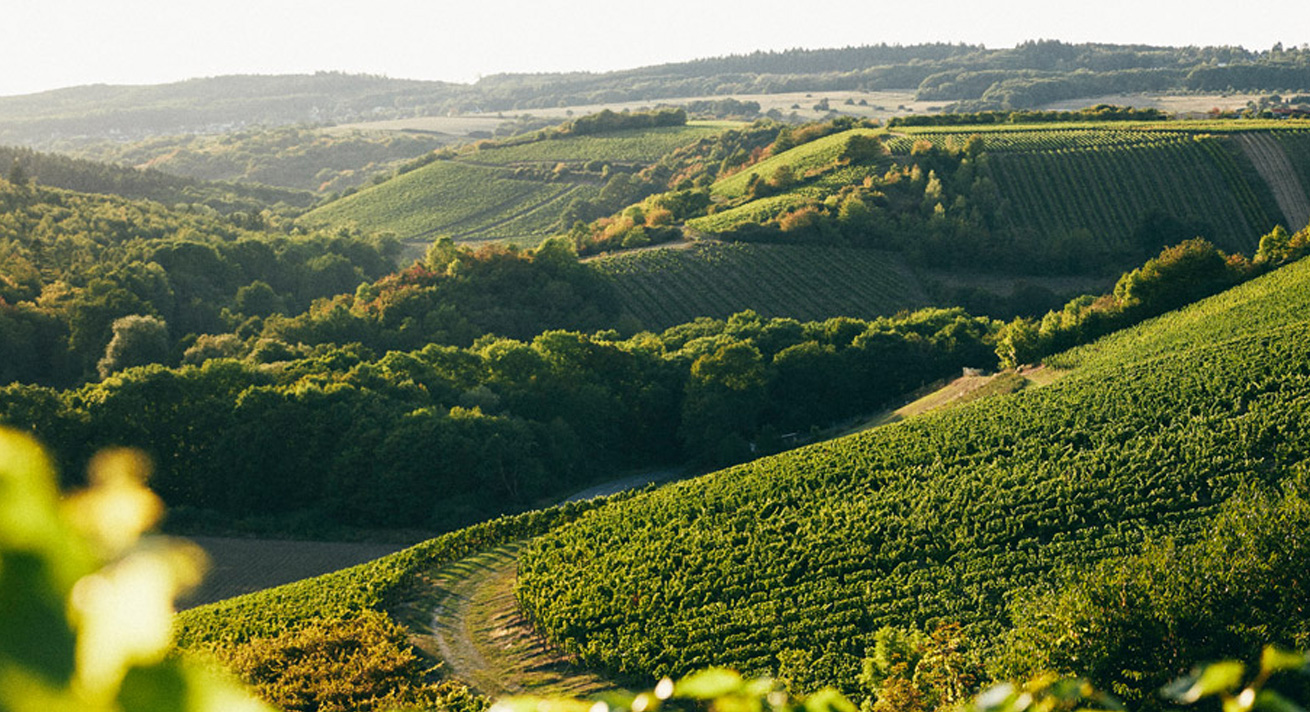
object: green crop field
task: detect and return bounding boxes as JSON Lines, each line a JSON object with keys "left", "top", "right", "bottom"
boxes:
{"left": 592, "top": 241, "right": 930, "bottom": 328}
{"left": 462, "top": 124, "right": 728, "bottom": 165}
{"left": 298, "top": 123, "right": 731, "bottom": 245}
{"left": 982, "top": 137, "right": 1263, "bottom": 251}
{"left": 516, "top": 256, "right": 1310, "bottom": 692}
{"left": 299, "top": 161, "right": 591, "bottom": 242}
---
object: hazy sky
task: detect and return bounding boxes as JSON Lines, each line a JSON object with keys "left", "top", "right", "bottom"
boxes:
{"left": 6, "top": 0, "right": 1308, "bottom": 97}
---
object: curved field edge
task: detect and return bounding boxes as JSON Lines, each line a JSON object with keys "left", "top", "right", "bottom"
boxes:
{"left": 402, "top": 543, "right": 612, "bottom": 698}
{"left": 1048, "top": 256, "right": 1310, "bottom": 371}
{"left": 513, "top": 257, "right": 1310, "bottom": 689}
{"left": 172, "top": 496, "right": 620, "bottom": 648}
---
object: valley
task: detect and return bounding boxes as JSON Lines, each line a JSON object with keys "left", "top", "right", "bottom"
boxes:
{"left": 2, "top": 37, "right": 1310, "bottom": 712}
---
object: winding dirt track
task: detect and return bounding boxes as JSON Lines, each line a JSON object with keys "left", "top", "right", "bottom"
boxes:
{"left": 399, "top": 469, "right": 686, "bottom": 697}
{"left": 399, "top": 543, "right": 613, "bottom": 698}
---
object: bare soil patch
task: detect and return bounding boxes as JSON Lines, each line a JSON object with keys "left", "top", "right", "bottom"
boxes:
{"left": 181, "top": 536, "right": 405, "bottom": 609}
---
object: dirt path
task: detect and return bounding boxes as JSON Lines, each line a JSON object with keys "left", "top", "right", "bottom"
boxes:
{"left": 396, "top": 544, "right": 612, "bottom": 698}
{"left": 1236, "top": 133, "right": 1310, "bottom": 231}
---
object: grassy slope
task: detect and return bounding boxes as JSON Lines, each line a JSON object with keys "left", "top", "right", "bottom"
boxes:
{"left": 710, "top": 128, "right": 883, "bottom": 199}
{"left": 593, "top": 241, "right": 929, "bottom": 328}
{"left": 514, "top": 256, "right": 1310, "bottom": 689}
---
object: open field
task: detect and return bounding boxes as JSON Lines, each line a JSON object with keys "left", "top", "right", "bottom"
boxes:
{"left": 1038, "top": 92, "right": 1270, "bottom": 116}
{"left": 181, "top": 536, "right": 406, "bottom": 609}
{"left": 321, "top": 92, "right": 1280, "bottom": 140}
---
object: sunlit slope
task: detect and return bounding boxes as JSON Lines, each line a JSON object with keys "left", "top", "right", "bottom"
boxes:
{"left": 710, "top": 128, "right": 884, "bottom": 200}
{"left": 299, "top": 160, "right": 595, "bottom": 244}
{"left": 516, "top": 257, "right": 1310, "bottom": 691}
{"left": 693, "top": 124, "right": 1310, "bottom": 259}
{"left": 299, "top": 124, "right": 723, "bottom": 245}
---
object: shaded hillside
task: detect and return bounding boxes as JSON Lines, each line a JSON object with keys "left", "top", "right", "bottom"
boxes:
{"left": 0, "top": 144, "right": 313, "bottom": 214}
{"left": 593, "top": 242, "right": 930, "bottom": 327}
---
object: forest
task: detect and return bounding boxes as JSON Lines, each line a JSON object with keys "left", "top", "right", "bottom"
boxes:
{"left": 4, "top": 42, "right": 1309, "bottom": 148}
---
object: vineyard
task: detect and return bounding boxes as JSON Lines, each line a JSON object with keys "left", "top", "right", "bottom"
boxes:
{"left": 1272, "top": 130, "right": 1310, "bottom": 217}
{"left": 689, "top": 122, "right": 1310, "bottom": 274}
{"left": 463, "top": 124, "right": 728, "bottom": 165}
{"left": 299, "top": 123, "right": 728, "bottom": 245}
{"left": 515, "top": 256, "right": 1310, "bottom": 693}
{"left": 1236, "top": 133, "right": 1310, "bottom": 230}
{"left": 882, "top": 125, "right": 1197, "bottom": 153}
{"left": 592, "top": 241, "right": 929, "bottom": 328}
{"left": 884, "top": 122, "right": 1310, "bottom": 248}
{"left": 300, "top": 161, "right": 599, "bottom": 243}
{"left": 982, "top": 136, "right": 1264, "bottom": 252}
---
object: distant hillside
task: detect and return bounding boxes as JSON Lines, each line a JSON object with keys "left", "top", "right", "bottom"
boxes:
{"left": 517, "top": 254, "right": 1310, "bottom": 694}
{"left": 687, "top": 120, "right": 1309, "bottom": 276}
{"left": 3, "top": 43, "right": 1307, "bottom": 147}
{"left": 0, "top": 72, "right": 469, "bottom": 147}
{"left": 65, "top": 125, "right": 456, "bottom": 194}
{"left": 473, "top": 41, "right": 1310, "bottom": 112}
{"left": 0, "top": 144, "right": 314, "bottom": 214}
{"left": 299, "top": 118, "right": 732, "bottom": 245}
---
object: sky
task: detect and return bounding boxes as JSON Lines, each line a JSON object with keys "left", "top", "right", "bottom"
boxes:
{"left": 5, "top": 0, "right": 1309, "bottom": 97}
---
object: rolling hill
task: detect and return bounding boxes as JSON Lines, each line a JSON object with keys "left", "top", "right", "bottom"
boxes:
{"left": 686, "top": 121, "right": 1310, "bottom": 278}
{"left": 514, "top": 255, "right": 1310, "bottom": 692}
{"left": 298, "top": 122, "right": 729, "bottom": 245}
{"left": 0, "top": 143, "right": 314, "bottom": 214}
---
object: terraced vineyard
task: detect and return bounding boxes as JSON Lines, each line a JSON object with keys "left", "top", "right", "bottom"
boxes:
{"left": 592, "top": 241, "right": 929, "bottom": 328}
{"left": 516, "top": 257, "right": 1310, "bottom": 692}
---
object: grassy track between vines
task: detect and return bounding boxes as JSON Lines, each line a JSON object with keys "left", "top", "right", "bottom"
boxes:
{"left": 393, "top": 544, "right": 613, "bottom": 698}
